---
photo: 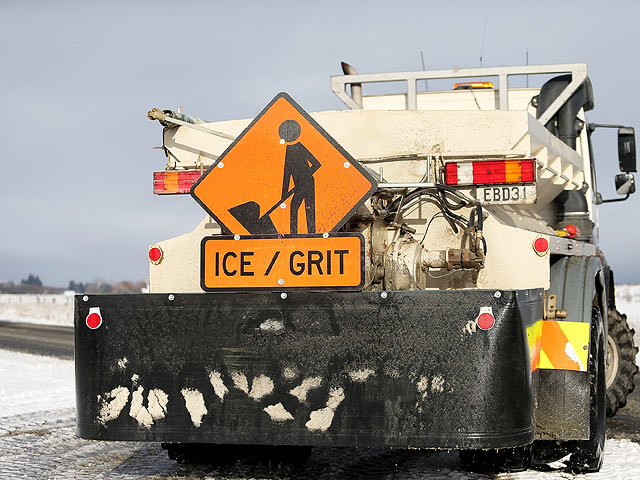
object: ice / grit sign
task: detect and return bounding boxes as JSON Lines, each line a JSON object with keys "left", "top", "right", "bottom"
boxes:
{"left": 200, "top": 234, "right": 364, "bottom": 291}
{"left": 191, "top": 92, "right": 377, "bottom": 236}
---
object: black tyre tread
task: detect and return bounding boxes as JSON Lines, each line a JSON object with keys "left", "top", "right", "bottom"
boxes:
{"left": 606, "top": 309, "right": 638, "bottom": 417}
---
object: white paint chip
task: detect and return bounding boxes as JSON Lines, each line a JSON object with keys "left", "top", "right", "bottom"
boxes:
{"left": 464, "top": 320, "right": 477, "bottom": 335}
{"left": 417, "top": 376, "right": 429, "bottom": 399}
{"left": 249, "top": 375, "right": 274, "bottom": 401}
{"left": 117, "top": 357, "right": 128, "bottom": 369}
{"left": 305, "top": 407, "right": 335, "bottom": 432}
{"left": 431, "top": 375, "right": 445, "bottom": 393}
{"left": 131, "top": 374, "right": 140, "bottom": 384}
{"left": 231, "top": 372, "right": 249, "bottom": 394}
{"left": 348, "top": 368, "right": 375, "bottom": 383}
{"left": 264, "top": 403, "right": 294, "bottom": 422}
{"left": 260, "top": 319, "right": 284, "bottom": 331}
{"left": 97, "top": 386, "right": 130, "bottom": 425}
{"left": 289, "top": 376, "right": 322, "bottom": 403}
{"left": 305, "top": 387, "right": 345, "bottom": 432}
{"left": 283, "top": 367, "right": 298, "bottom": 380}
{"left": 209, "top": 371, "right": 229, "bottom": 401}
{"left": 181, "top": 388, "right": 207, "bottom": 428}
{"left": 565, "top": 341, "right": 585, "bottom": 371}
{"left": 147, "top": 388, "right": 168, "bottom": 420}
{"left": 129, "top": 386, "right": 154, "bottom": 428}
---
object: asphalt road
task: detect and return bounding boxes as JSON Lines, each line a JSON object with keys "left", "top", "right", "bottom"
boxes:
{"left": 0, "top": 320, "right": 73, "bottom": 359}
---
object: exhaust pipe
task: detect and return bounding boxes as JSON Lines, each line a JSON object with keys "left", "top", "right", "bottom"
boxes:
{"left": 341, "top": 62, "right": 363, "bottom": 108}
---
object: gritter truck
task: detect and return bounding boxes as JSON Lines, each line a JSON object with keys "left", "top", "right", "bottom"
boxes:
{"left": 75, "top": 63, "right": 638, "bottom": 473}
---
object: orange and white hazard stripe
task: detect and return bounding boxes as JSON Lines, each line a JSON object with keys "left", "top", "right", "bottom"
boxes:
{"left": 527, "top": 320, "right": 590, "bottom": 372}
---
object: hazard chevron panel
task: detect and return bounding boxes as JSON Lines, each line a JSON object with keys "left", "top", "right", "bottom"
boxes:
{"left": 527, "top": 320, "right": 590, "bottom": 372}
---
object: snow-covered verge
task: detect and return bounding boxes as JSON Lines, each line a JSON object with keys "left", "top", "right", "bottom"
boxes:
{"left": 0, "top": 294, "right": 74, "bottom": 326}
{"left": 0, "top": 349, "right": 74, "bottom": 417}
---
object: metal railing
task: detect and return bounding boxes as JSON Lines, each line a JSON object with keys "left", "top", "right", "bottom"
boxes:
{"left": 331, "top": 63, "right": 587, "bottom": 126}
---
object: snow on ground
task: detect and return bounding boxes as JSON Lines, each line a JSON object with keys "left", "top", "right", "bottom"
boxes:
{"left": 0, "top": 349, "right": 75, "bottom": 417}
{"left": 0, "top": 294, "right": 74, "bottom": 326}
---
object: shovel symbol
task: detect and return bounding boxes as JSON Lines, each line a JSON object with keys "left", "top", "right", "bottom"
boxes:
{"left": 228, "top": 189, "right": 295, "bottom": 235}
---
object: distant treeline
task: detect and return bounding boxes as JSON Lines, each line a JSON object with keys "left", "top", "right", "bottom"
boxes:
{"left": 0, "top": 275, "right": 146, "bottom": 294}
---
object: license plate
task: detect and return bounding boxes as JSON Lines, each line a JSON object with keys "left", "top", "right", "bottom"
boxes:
{"left": 201, "top": 233, "right": 364, "bottom": 291}
{"left": 476, "top": 185, "right": 537, "bottom": 204}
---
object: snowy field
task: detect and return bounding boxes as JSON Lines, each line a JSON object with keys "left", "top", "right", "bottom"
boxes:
{"left": 0, "top": 293, "right": 74, "bottom": 326}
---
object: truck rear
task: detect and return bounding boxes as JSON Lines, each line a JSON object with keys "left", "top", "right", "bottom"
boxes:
{"left": 75, "top": 63, "right": 638, "bottom": 473}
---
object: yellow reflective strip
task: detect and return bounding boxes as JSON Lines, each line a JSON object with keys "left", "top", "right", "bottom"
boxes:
{"left": 538, "top": 348, "right": 554, "bottom": 370}
{"left": 557, "top": 321, "right": 590, "bottom": 372}
{"left": 526, "top": 320, "right": 543, "bottom": 371}
{"left": 539, "top": 321, "right": 590, "bottom": 371}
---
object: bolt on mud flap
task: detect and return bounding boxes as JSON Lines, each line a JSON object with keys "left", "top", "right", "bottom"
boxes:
{"left": 75, "top": 289, "right": 540, "bottom": 449}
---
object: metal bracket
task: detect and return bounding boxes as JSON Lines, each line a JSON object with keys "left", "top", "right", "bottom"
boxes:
{"left": 544, "top": 293, "right": 567, "bottom": 320}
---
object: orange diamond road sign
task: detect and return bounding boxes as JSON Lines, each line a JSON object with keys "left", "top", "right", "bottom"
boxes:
{"left": 191, "top": 92, "right": 377, "bottom": 236}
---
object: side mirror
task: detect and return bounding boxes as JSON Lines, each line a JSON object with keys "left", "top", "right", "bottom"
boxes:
{"left": 615, "top": 173, "right": 636, "bottom": 195}
{"left": 618, "top": 127, "right": 637, "bottom": 172}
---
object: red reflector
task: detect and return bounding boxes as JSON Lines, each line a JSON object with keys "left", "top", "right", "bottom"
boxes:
{"left": 477, "top": 313, "right": 495, "bottom": 330}
{"left": 86, "top": 312, "right": 102, "bottom": 329}
{"left": 153, "top": 171, "right": 202, "bottom": 194}
{"left": 565, "top": 224, "right": 579, "bottom": 238}
{"left": 444, "top": 159, "right": 535, "bottom": 186}
{"left": 533, "top": 237, "right": 549, "bottom": 255}
{"left": 149, "top": 245, "right": 163, "bottom": 264}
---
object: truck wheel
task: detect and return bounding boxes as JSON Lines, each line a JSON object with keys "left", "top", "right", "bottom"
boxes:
{"left": 565, "top": 307, "right": 606, "bottom": 473}
{"left": 605, "top": 308, "right": 638, "bottom": 417}
{"left": 458, "top": 444, "right": 532, "bottom": 473}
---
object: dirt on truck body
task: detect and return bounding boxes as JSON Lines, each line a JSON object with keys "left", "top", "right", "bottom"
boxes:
{"left": 75, "top": 62, "right": 638, "bottom": 473}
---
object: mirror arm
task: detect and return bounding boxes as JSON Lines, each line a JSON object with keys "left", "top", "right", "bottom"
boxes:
{"left": 599, "top": 194, "right": 630, "bottom": 204}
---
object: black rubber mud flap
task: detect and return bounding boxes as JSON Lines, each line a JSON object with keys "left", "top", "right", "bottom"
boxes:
{"left": 75, "top": 289, "right": 540, "bottom": 449}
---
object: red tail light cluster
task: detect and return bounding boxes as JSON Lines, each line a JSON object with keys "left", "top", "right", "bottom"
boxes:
{"left": 153, "top": 171, "right": 202, "bottom": 194}
{"left": 445, "top": 159, "right": 535, "bottom": 186}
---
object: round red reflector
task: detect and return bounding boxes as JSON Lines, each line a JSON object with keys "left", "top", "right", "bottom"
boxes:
{"left": 477, "top": 313, "right": 495, "bottom": 330}
{"left": 149, "top": 246, "right": 162, "bottom": 263}
{"left": 86, "top": 312, "right": 102, "bottom": 329}
{"left": 533, "top": 237, "right": 549, "bottom": 254}
{"left": 565, "top": 224, "right": 579, "bottom": 238}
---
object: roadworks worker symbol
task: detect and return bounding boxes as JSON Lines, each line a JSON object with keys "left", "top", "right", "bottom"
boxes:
{"left": 191, "top": 92, "right": 377, "bottom": 235}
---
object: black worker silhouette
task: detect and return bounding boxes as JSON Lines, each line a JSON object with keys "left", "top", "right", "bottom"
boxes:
{"left": 227, "top": 119, "right": 320, "bottom": 235}
{"left": 280, "top": 120, "right": 321, "bottom": 233}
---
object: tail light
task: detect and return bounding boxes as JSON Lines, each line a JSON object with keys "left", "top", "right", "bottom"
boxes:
{"left": 445, "top": 159, "right": 535, "bottom": 186}
{"left": 153, "top": 171, "right": 202, "bottom": 194}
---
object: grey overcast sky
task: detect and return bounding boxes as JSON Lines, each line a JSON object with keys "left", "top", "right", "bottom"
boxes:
{"left": 1, "top": 0, "right": 639, "bottom": 286}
